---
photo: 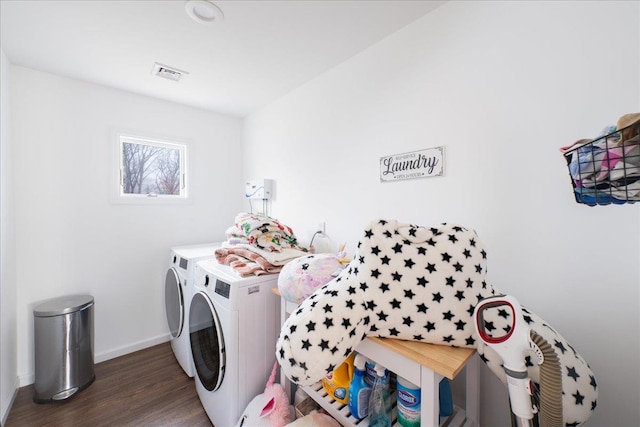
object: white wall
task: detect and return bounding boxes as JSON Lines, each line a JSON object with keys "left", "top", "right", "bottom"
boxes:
{"left": 244, "top": 1, "right": 639, "bottom": 426}
{"left": 1, "top": 48, "right": 18, "bottom": 426}
{"left": 11, "top": 66, "right": 243, "bottom": 384}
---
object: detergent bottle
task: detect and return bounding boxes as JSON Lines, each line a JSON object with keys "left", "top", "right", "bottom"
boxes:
{"left": 368, "top": 363, "right": 391, "bottom": 427}
{"left": 348, "top": 353, "right": 371, "bottom": 419}
{"left": 321, "top": 352, "right": 355, "bottom": 404}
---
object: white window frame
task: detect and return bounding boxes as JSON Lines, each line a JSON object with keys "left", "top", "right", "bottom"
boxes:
{"left": 116, "top": 133, "right": 189, "bottom": 202}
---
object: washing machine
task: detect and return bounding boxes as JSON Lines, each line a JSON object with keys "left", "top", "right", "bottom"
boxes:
{"left": 190, "top": 259, "right": 281, "bottom": 427}
{"left": 165, "top": 243, "right": 221, "bottom": 377}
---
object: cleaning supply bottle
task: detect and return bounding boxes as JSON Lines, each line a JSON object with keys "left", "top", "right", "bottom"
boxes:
{"left": 321, "top": 352, "right": 355, "bottom": 404}
{"left": 368, "top": 363, "right": 391, "bottom": 427}
{"left": 364, "top": 360, "right": 376, "bottom": 385}
{"left": 396, "top": 375, "right": 421, "bottom": 427}
{"left": 439, "top": 378, "right": 454, "bottom": 417}
{"left": 348, "top": 353, "right": 371, "bottom": 419}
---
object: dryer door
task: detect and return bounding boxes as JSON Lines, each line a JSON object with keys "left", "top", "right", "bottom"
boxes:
{"left": 164, "top": 268, "right": 184, "bottom": 338}
{"left": 190, "top": 292, "right": 225, "bottom": 392}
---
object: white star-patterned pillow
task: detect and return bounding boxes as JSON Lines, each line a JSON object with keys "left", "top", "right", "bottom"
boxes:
{"left": 276, "top": 219, "right": 596, "bottom": 426}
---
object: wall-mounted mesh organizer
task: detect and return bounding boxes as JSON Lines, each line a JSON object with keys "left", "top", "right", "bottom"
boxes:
{"left": 562, "top": 117, "right": 640, "bottom": 206}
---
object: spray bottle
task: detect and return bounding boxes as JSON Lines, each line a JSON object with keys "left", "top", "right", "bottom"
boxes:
{"left": 348, "top": 353, "right": 371, "bottom": 419}
{"left": 368, "top": 363, "right": 391, "bottom": 427}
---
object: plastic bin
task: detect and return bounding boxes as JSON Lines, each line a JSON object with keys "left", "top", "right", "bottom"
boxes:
{"left": 33, "top": 294, "right": 95, "bottom": 403}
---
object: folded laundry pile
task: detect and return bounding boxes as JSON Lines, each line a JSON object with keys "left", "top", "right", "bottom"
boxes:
{"left": 217, "top": 212, "right": 308, "bottom": 276}
{"left": 561, "top": 113, "right": 640, "bottom": 205}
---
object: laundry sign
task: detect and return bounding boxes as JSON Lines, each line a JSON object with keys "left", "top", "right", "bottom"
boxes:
{"left": 380, "top": 146, "right": 444, "bottom": 182}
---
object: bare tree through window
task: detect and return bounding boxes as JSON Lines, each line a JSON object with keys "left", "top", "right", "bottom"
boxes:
{"left": 120, "top": 136, "right": 186, "bottom": 197}
{"left": 155, "top": 148, "right": 181, "bottom": 195}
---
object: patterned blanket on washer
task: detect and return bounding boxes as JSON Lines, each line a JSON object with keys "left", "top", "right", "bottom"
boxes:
{"left": 276, "top": 219, "right": 597, "bottom": 426}
{"left": 225, "top": 212, "right": 307, "bottom": 253}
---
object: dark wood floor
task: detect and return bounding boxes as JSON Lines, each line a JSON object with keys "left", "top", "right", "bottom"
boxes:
{"left": 5, "top": 342, "right": 212, "bottom": 427}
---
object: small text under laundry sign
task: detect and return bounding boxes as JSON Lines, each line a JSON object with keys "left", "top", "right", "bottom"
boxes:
{"left": 380, "top": 146, "right": 444, "bottom": 182}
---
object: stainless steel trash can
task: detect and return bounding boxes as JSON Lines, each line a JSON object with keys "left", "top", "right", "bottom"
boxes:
{"left": 33, "top": 294, "right": 95, "bottom": 403}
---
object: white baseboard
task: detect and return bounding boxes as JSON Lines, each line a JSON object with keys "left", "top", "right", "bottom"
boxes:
{"left": 18, "top": 334, "right": 172, "bottom": 387}
{"left": 18, "top": 374, "right": 33, "bottom": 388}
{"left": 95, "top": 333, "right": 171, "bottom": 363}
{"left": 1, "top": 376, "right": 19, "bottom": 426}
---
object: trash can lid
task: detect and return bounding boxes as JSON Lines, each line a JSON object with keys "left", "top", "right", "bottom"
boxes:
{"left": 33, "top": 294, "right": 94, "bottom": 317}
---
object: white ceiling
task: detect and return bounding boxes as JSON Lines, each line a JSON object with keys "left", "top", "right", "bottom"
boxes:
{"left": 0, "top": 0, "right": 444, "bottom": 117}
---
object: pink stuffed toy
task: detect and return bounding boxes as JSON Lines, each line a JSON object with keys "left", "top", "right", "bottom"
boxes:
{"left": 277, "top": 251, "right": 350, "bottom": 304}
{"left": 236, "top": 362, "right": 291, "bottom": 427}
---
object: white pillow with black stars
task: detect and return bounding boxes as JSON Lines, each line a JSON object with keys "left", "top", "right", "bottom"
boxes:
{"left": 276, "top": 219, "right": 597, "bottom": 426}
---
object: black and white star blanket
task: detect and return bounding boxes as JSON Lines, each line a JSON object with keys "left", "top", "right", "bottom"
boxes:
{"left": 276, "top": 219, "right": 597, "bottom": 426}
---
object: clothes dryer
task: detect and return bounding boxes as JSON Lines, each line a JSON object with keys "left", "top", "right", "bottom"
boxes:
{"left": 165, "top": 243, "right": 221, "bottom": 377}
{"left": 190, "top": 259, "right": 280, "bottom": 427}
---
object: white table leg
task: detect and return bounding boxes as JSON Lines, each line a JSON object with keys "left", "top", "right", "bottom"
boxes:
{"left": 421, "top": 367, "right": 443, "bottom": 427}
{"left": 465, "top": 354, "right": 480, "bottom": 425}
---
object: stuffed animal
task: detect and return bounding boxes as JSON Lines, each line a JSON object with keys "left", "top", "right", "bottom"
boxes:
{"left": 276, "top": 219, "right": 597, "bottom": 426}
{"left": 278, "top": 250, "right": 350, "bottom": 304}
{"left": 236, "top": 362, "right": 291, "bottom": 427}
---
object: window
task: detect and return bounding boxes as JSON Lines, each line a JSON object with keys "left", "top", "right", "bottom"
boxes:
{"left": 118, "top": 135, "right": 187, "bottom": 199}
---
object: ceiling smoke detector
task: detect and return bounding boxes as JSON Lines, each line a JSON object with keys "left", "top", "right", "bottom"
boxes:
{"left": 185, "top": 0, "right": 224, "bottom": 25}
{"left": 151, "top": 63, "right": 189, "bottom": 82}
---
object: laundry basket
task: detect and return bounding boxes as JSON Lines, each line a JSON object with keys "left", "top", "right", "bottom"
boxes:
{"left": 33, "top": 294, "right": 95, "bottom": 403}
{"left": 562, "top": 120, "right": 640, "bottom": 206}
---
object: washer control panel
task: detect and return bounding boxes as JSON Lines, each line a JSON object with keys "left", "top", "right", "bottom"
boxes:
{"left": 215, "top": 280, "right": 230, "bottom": 299}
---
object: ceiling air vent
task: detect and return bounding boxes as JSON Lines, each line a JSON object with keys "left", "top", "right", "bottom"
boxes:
{"left": 151, "top": 63, "right": 189, "bottom": 82}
